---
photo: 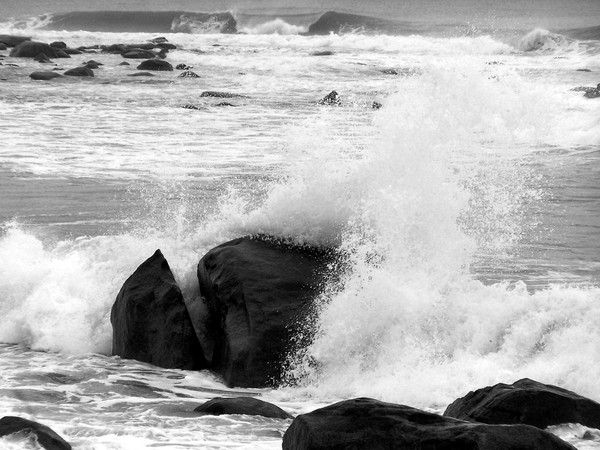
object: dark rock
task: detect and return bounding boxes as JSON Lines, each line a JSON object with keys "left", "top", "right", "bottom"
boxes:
{"left": 200, "top": 91, "right": 244, "bottom": 98}
{"left": 10, "top": 41, "right": 57, "bottom": 58}
{"left": 111, "top": 249, "right": 205, "bottom": 370}
{"left": 157, "top": 43, "right": 177, "bottom": 50}
{"left": 49, "top": 41, "right": 67, "bottom": 49}
{"left": 0, "top": 35, "right": 31, "bottom": 47}
{"left": 194, "top": 397, "right": 293, "bottom": 419}
{"left": 34, "top": 53, "right": 52, "bottom": 63}
{"left": 576, "top": 68, "right": 592, "bottom": 72}
{"left": 176, "top": 63, "right": 192, "bottom": 70}
{"left": 62, "top": 48, "right": 82, "bottom": 55}
{"left": 372, "top": 101, "right": 383, "bottom": 109}
{"left": 118, "top": 61, "right": 130, "bottom": 66}
{"left": 150, "top": 36, "right": 169, "bottom": 44}
{"left": 0, "top": 416, "right": 71, "bottom": 450}
{"left": 64, "top": 67, "right": 94, "bottom": 77}
{"left": 128, "top": 72, "right": 155, "bottom": 77}
{"left": 0, "top": 43, "right": 7, "bottom": 51}
{"left": 584, "top": 84, "right": 600, "bottom": 98}
{"left": 182, "top": 104, "right": 204, "bottom": 110}
{"left": 30, "top": 71, "right": 63, "bottom": 81}
{"left": 84, "top": 60, "right": 102, "bottom": 69}
{"left": 380, "top": 68, "right": 399, "bottom": 75}
{"left": 444, "top": 378, "right": 600, "bottom": 430}
{"left": 283, "top": 398, "right": 576, "bottom": 450}
{"left": 179, "top": 70, "right": 199, "bottom": 78}
{"left": 196, "top": 235, "right": 336, "bottom": 388}
{"left": 136, "top": 59, "right": 173, "bottom": 71}
{"left": 318, "top": 90, "right": 341, "bottom": 106}
{"left": 311, "top": 50, "right": 335, "bottom": 56}
{"left": 214, "top": 102, "right": 237, "bottom": 107}
{"left": 122, "top": 49, "right": 158, "bottom": 59}
{"left": 54, "top": 50, "right": 71, "bottom": 58}
{"left": 101, "top": 44, "right": 128, "bottom": 54}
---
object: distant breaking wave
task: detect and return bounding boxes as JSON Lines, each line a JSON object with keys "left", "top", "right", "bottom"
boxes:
{"left": 3, "top": 10, "right": 425, "bottom": 36}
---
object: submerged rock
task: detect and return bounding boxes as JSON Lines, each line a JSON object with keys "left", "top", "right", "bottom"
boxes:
{"left": 128, "top": 72, "right": 155, "bottom": 77}
{"left": 111, "top": 250, "right": 205, "bottom": 370}
{"left": 64, "top": 67, "right": 94, "bottom": 77}
{"left": 318, "top": 90, "right": 341, "bottom": 106}
{"left": 196, "top": 236, "right": 336, "bottom": 388}
{"left": 200, "top": 91, "right": 244, "bottom": 98}
{"left": 136, "top": 59, "right": 173, "bottom": 71}
{"left": 182, "top": 104, "right": 204, "bottom": 110}
{"left": 444, "top": 378, "right": 600, "bottom": 430}
{"left": 0, "top": 416, "right": 71, "bottom": 450}
{"left": 194, "top": 397, "right": 293, "bottom": 419}
{"left": 283, "top": 398, "right": 576, "bottom": 450}
{"left": 176, "top": 63, "right": 192, "bottom": 70}
{"left": 30, "top": 71, "right": 63, "bottom": 81}
{"left": 311, "top": 50, "right": 335, "bottom": 56}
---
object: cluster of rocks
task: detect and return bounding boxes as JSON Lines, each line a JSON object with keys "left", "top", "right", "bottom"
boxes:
{"left": 0, "top": 34, "right": 182, "bottom": 79}
{"left": 5, "top": 236, "right": 600, "bottom": 447}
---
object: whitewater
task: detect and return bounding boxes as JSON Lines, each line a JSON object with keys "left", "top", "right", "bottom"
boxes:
{"left": 1, "top": 1, "right": 600, "bottom": 448}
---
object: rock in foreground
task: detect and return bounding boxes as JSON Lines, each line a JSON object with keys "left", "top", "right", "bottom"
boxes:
{"left": 196, "top": 236, "right": 335, "bottom": 388}
{"left": 0, "top": 416, "right": 71, "bottom": 450}
{"left": 111, "top": 249, "right": 205, "bottom": 370}
{"left": 194, "top": 396, "right": 292, "bottom": 419}
{"left": 444, "top": 378, "right": 600, "bottom": 429}
{"left": 282, "top": 398, "right": 576, "bottom": 450}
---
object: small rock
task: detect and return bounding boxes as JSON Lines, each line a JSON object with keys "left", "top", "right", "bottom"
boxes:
{"left": 318, "top": 90, "right": 341, "bottom": 106}
{"left": 175, "top": 63, "right": 192, "bottom": 70}
{"left": 182, "top": 104, "right": 204, "bottom": 110}
{"left": 64, "top": 67, "right": 94, "bottom": 77}
{"left": 576, "top": 68, "right": 592, "bottom": 72}
{"left": 194, "top": 397, "right": 293, "bottom": 419}
{"left": 372, "top": 101, "right": 383, "bottom": 109}
{"left": 128, "top": 72, "right": 155, "bottom": 77}
{"left": 214, "top": 102, "right": 237, "bottom": 107}
{"left": 178, "top": 70, "right": 199, "bottom": 78}
{"left": 311, "top": 50, "right": 335, "bottom": 56}
{"left": 30, "top": 71, "right": 62, "bottom": 80}
{"left": 380, "top": 68, "right": 399, "bottom": 75}
{"left": 0, "top": 43, "right": 7, "bottom": 51}
{"left": 200, "top": 91, "right": 243, "bottom": 98}
{"left": 136, "top": 59, "right": 173, "bottom": 71}
{"left": 49, "top": 41, "right": 67, "bottom": 49}
{"left": 118, "top": 61, "right": 130, "bottom": 66}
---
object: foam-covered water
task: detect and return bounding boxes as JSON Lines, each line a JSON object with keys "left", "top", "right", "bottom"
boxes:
{"left": 1, "top": 1, "right": 600, "bottom": 447}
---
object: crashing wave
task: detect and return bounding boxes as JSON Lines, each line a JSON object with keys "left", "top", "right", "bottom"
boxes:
{"left": 519, "top": 28, "right": 576, "bottom": 52}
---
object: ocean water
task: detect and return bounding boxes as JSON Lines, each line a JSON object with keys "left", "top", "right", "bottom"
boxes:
{"left": 1, "top": 0, "right": 600, "bottom": 448}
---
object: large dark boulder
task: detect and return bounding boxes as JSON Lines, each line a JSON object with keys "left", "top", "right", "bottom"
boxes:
{"left": 0, "top": 35, "right": 31, "bottom": 47}
{"left": 0, "top": 416, "right": 71, "bottom": 450}
{"left": 194, "top": 396, "right": 293, "bottom": 419}
{"left": 283, "top": 398, "right": 576, "bottom": 450}
{"left": 10, "top": 41, "right": 57, "bottom": 58}
{"left": 444, "top": 378, "right": 600, "bottom": 430}
{"left": 136, "top": 59, "right": 173, "bottom": 71}
{"left": 196, "top": 236, "right": 335, "bottom": 388}
{"left": 30, "top": 71, "right": 63, "bottom": 81}
{"left": 111, "top": 249, "right": 205, "bottom": 369}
